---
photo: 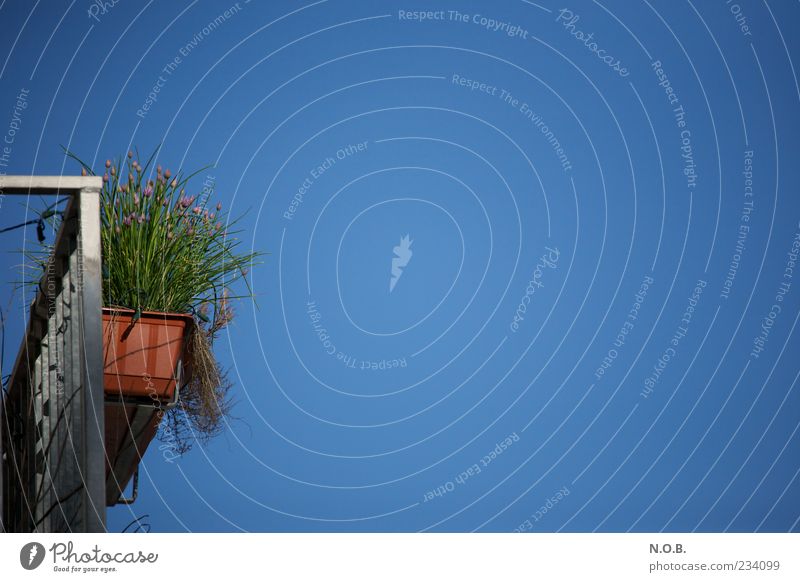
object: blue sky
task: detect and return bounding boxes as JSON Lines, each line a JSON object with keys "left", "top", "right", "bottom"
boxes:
{"left": 1, "top": 0, "right": 799, "bottom": 532}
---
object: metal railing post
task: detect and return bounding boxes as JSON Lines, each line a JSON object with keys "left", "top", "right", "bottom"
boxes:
{"left": 78, "top": 184, "right": 105, "bottom": 532}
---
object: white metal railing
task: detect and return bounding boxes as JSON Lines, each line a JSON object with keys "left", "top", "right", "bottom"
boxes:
{"left": 0, "top": 175, "right": 105, "bottom": 532}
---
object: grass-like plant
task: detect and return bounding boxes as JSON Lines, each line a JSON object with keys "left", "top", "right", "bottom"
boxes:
{"left": 64, "top": 148, "right": 260, "bottom": 452}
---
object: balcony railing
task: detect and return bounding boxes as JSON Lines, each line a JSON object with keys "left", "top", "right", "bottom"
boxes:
{"left": 0, "top": 175, "right": 105, "bottom": 533}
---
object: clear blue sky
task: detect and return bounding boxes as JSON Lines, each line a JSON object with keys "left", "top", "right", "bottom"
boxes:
{"left": 1, "top": 0, "right": 799, "bottom": 532}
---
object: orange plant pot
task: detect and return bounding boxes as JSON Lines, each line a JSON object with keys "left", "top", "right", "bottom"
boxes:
{"left": 102, "top": 308, "right": 193, "bottom": 505}
{"left": 102, "top": 308, "right": 194, "bottom": 402}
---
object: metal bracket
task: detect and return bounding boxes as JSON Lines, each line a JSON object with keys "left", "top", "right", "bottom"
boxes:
{"left": 114, "top": 466, "right": 139, "bottom": 505}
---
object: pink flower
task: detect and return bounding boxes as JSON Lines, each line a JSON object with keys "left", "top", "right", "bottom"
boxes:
{"left": 164, "top": 169, "right": 171, "bottom": 179}
{"left": 133, "top": 194, "right": 140, "bottom": 205}
{"left": 127, "top": 150, "right": 133, "bottom": 159}
{"left": 216, "top": 202, "right": 222, "bottom": 211}
{"left": 105, "top": 160, "right": 111, "bottom": 168}
{"left": 143, "top": 185, "right": 153, "bottom": 197}
{"left": 103, "top": 173, "right": 109, "bottom": 182}
{"left": 215, "top": 222, "right": 222, "bottom": 230}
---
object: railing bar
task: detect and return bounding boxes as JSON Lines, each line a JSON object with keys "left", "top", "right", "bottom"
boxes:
{"left": 59, "top": 245, "right": 75, "bottom": 533}
{"left": 33, "top": 353, "right": 44, "bottom": 531}
{"left": 44, "top": 312, "right": 56, "bottom": 532}
{"left": 67, "top": 234, "right": 84, "bottom": 532}
{"left": 50, "top": 253, "right": 69, "bottom": 532}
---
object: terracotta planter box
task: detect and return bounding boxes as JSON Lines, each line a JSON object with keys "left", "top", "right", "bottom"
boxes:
{"left": 102, "top": 308, "right": 193, "bottom": 505}
{"left": 102, "top": 308, "right": 193, "bottom": 402}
